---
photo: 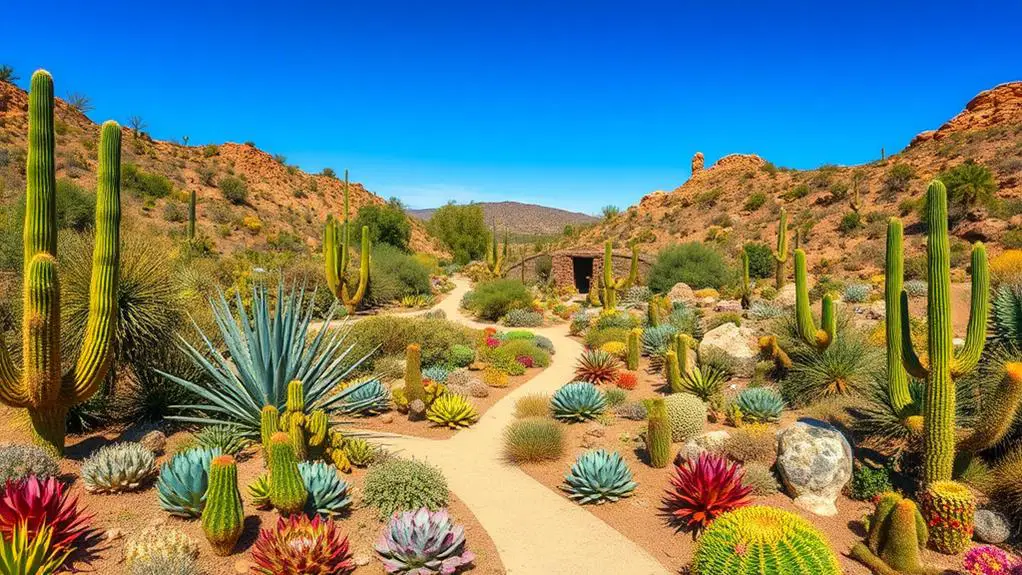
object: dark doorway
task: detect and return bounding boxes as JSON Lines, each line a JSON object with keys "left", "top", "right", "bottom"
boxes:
{"left": 572, "top": 257, "right": 594, "bottom": 293}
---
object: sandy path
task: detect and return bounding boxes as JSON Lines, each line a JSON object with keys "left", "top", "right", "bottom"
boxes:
{"left": 365, "top": 277, "right": 668, "bottom": 575}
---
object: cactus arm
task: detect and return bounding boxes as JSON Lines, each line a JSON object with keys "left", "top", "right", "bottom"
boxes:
{"left": 340, "top": 225, "right": 370, "bottom": 313}
{"left": 625, "top": 244, "right": 640, "bottom": 288}
{"left": 23, "top": 71, "right": 58, "bottom": 277}
{"left": 899, "top": 291, "right": 929, "bottom": 379}
{"left": 773, "top": 208, "right": 789, "bottom": 289}
{"left": 821, "top": 293, "right": 836, "bottom": 345}
{"left": 69, "top": 121, "right": 121, "bottom": 402}
{"left": 957, "top": 362, "right": 1022, "bottom": 457}
{"left": 341, "top": 170, "right": 350, "bottom": 275}
{"left": 885, "top": 218, "right": 912, "bottom": 412}
{"left": 323, "top": 215, "right": 341, "bottom": 297}
{"left": 952, "top": 243, "right": 988, "bottom": 377}
{"left": 794, "top": 249, "right": 833, "bottom": 350}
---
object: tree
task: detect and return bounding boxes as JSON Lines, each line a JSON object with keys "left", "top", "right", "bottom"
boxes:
{"left": 320, "top": 167, "right": 337, "bottom": 179}
{"left": 0, "top": 65, "right": 17, "bottom": 84}
{"left": 602, "top": 205, "right": 621, "bottom": 221}
{"left": 354, "top": 199, "right": 411, "bottom": 251}
{"left": 427, "top": 202, "right": 488, "bottom": 264}
{"left": 128, "top": 115, "right": 147, "bottom": 136}
{"left": 65, "top": 92, "right": 93, "bottom": 114}
{"left": 937, "top": 160, "right": 997, "bottom": 225}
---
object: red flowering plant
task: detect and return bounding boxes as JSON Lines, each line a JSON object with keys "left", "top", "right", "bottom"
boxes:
{"left": 516, "top": 355, "right": 535, "bottom": 369}
{"left": 663, "top": 452, "right": 753, "bottom": 535}
{"left": 615, "top": 371, "right": 638, "bottom": 390}
{"left": 250, "top": 515, "right": 354, "bottom": 575}
{"left": 0, "top": 475, "right": 95, "bottom": 553}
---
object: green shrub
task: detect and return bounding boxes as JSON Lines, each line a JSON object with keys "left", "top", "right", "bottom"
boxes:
{"left": 490, "top": 339, "right": 551, "bottom": 368}
{"left": 838, "top": 212, "right": 862, "bottom": 234}
{"left": 742, "top": 242, "right": 773, "bottom": 279}
{"left": 779, "top": 316, "right": 881, "bottom": 407}
{"left": 123, "top": 163, "right": 173, "bottom": 198}
{"left": 218, "top": 176, "right": 248, "bottom": 205}
{"left": 503, "top": 417, "right": 564, "bottom": 463}
{"left": 603, "top": 388, "right": 627, "bottom": 407}
{"left": 781, "top": 184, "right": 809, "bottom": 200}
{"left": 743, "top": 192, "right": 766, "bottom": 212}
{"left": 362, "top": 458, "right": 449, "bottom": 519}
{"left": 696, "top": 188, "right": 723, "bottom": 207}
{"left": 742, "top": 463, "right": 779, "bottom": 496}
{"left": 584, "top": 327, "right": 629, "bottom": 349}
{"left": 350, "top": 315, "right": 476, "bottom": 373}
{"left": 462, "top": 279, "right": 532, "bottom": 321}
{"left": 595, "top": 311, "right": 638, "bottom": 330}
{"left": 354, "top": 199, "right": 411, "bottom": 251}
{"left": 0, "top": 443, "right": 60, "bottom": 483}
{"left": 648, "top": 242, "right": 733, "bottom": 292}
{"left": 503, "top": 308, "right": 543, "bottom": 327}
{"left": 934, "top": 160, "right": 998, "bottom": 226}
{"left": 447, "top": 344, "right": 475, "bottom": 368}
{"left": 367, "top": 243, "right": 432, "bottom": 305}
{"left": 883, "top": 163, "right": 915, "bottom": 198}
{"left": 427, "top": 202, "right": 488, "bottom": 264}
{"left": 706, "top": 312, "right": 741, "bottom": 331}
{"left": 848, "top": 464, "right": 892, "bottom": 501}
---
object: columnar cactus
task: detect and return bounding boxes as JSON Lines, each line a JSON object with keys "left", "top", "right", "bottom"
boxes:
{"left": 645, "top": 398, "right": 671, "bottom": 468}
{"left": 740, "top": 250, "right": 751, "bottom": 309}
{"left": 626, "top": 328, "right": 640, "bottom": 371}
{"left": 274, "top": 381, "right": 344, "bottom": 469}
{"left": 850, "top": 493, "right": 928, "bottom": 574}
{"left": 772, "top": 208, "right": 789, "bottom": 289}
{"left": 260, "top": 405, "right": 279, "bottom": 450}
{"left": 647, "top": 297, "right": 660, "bottom": 328}
{"left": 628, "top": 244, "right": 640, "bottom": 287}
{"left": 485, "top": 222, "right": 504, "bottom": 275}
{"left": 404, "top": 344, "right": 425, "bottom": 404}
{"left": 676, "top": 333, "right": 694, "bottom": 377}
{"left": 0, "top": 70, "right": 121, "bottom": 455}
{"left": 919, "top": 481, "right": 974, "bottom": 554}
{"left": 884, "top": 218, "right": 912, "bottom": 415}
{"left": 666, "top": 351, "right": 682, "bottom": 393}
{"left": 324, "top": 170, "right": 370, "bottom": 314}
{"left": 588, "top": 272, "right": 601, "bottom": 307}
{"left": 794, "top": 249, "right": 835, "bottom": 351}
{"left": 268, "top": 432, "right": 308, "bottom": 516}
{"left": 201, "top": 455, "right": 244, "bottom": 556}
{"left": 601, "top": 241, "right": 636, "bottom": 311}
{"left": 187, "top": 189, "right": 196, "bottom": 241}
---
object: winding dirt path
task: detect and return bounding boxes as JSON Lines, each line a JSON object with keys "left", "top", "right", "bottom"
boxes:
{"left": 368, "top": 277, "right": 668, "bottom": 575}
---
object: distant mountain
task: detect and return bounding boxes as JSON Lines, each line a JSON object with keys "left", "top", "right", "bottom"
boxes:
{"left": 408, "top": 201, "right": 598, "bottom": 236}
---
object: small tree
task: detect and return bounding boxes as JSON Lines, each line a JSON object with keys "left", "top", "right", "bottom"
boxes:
{"left": 427, "top": 202, "right": 488, "bottom": 264}
{"left": 354, "top": 199, "right": 411, "bottom": 251}
{"left": 65, "top": 92, "right": 93, "bottom": 114}
{"left": 882, "top": 163, "right": 915, "bottom": 199}
{"left": 128, "top": 115, "right": 147, "bottom": 137}
{"left": 0, "top": 65, "right": 17, "bottom": 84}
{"left": 320, "top": 167, "right": 337, "bottom": 179}
{"left": 937, "top": 160, "right": 997, "bottom": 226}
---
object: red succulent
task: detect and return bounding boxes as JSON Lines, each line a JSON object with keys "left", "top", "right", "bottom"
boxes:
{"left": 516, "top": 355, "right": 535, "bottom": 368}
{"left": 574, "top": 349, "right": 621, "bottom": 385}
{"left": 485, "top": 337, "right": 501, "bottom": 349}
{"left": 250, "top": 515, "right": 354, "bottom": 575}
{"left": 0, "top": 475, "right": 95, "bottom": 552}
{"left": 616, "top": 371, "right": 638, "bottom": 390}
{"left": 664, "top": 452, "right": 753, "bottom": 534}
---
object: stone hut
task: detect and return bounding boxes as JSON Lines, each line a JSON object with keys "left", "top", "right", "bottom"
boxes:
{"left": 504, "top": 247, "right": 653, "bottom": 293}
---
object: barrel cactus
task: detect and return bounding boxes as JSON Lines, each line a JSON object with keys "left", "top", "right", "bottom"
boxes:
{"left": 664, "top": 392, "right": 707, "bottom": 441}
{"left": 201, "top": 455, "right": 243, "bottom": 556}
{"left": 156, "top": 447, "right": 220, "bottom": 517}
{"left": 375, "top": 507, "right": 475, "bottom": 574}
{"left": 562, "top": 449, "right": 636, "bottom": 504}
{"left": 919, "top": 480, "right": 975, "bottom": 554}
{"left": 81, "top": 442, "right": 155, "bottom": 494}
{"left": 550, "top": 382, "right": 607, "bottom": 423}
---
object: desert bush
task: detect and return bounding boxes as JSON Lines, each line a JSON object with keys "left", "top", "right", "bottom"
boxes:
{"left": 427, "top": 202, "right": 488, "bottom": 264}
{"left": 838, "top": 211, "right": 862, "bottom": 234}
{"left": 935, "top": 160, "right": 997, "bottom": 226}
{"left": 584, "top": 327, "right": 629, "bottom": 349}
{"left": 218, "top": 176, "right": 248, "bottom": 205}
{"left": 778, "top": 314, "right": 881, "bottom": 406}
{"left": 514, "top": 394, "right": 551, "bottom": 418}
{"left": 366, "top": 243, "right": 432, "bottom": 306}
{"left": 503, "top": 309, "right": 543, "bottom": 327}
{"left": 162, "top": 201, "right": 187, "bottom": 223}
{"left": 883, "top": 163, "right": 915, "bottom": 198}
{"left": 123, "top": 163, "right": 173, "bottom": 199}
{"left": 648, "top": 242, "right": 733, "bottom": 291}
{"left": 742, "top": 463, "right": 780, "bottom": 496}
{"left": 534, "top": 255, "right": 553, "bottom": 281}
{"left": 353, "top": 199, "right": 411, "bottom": 251}
{"left": 503, "top": 417, "right": 564, "bottom": 463}
{"left": 462, "top": 279, "right": 532, "bottom": 321}
{"left": 361, "top": 458, "right": 448, "bottom": 519}
{"left": 705, "top": 312, "right": 741, "bottom": 331}
{"left": 0, "top": 444, "right": 60, "bottom": 483}
{"left": 594, "top": 311, "right": 639, "bottom": 330}
{"left": 782, "top": 184, "right": 809, "bottom": 200}
{"left": 742, "top": 242, "right": 774, "bottom": 279}
{"left": 848, "top": 464, "right": 892, "bottom": 501}
{"left": 743, "top": 192, "right": 766, "bottom": 211}
{"left": 349, "top": 315, "right": 476, "bottom": 373}
{"left": 722, "top": 424, "right": 776, "bottom": 466}
{"left": 843, "top": 283, "right": 870, "bottom": 303}
{"left": 990, "top": 250, "right": 1022, "bottom": 286}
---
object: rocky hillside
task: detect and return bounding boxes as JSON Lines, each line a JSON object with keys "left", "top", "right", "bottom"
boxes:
{"left": 578, "top": 82, "right": 1022, "bottom": 279}
{"left": 409, "top": 201, "right": 598, "bottom": 236}
{"left": 0, "top": 79, "right": 445, "bottom": 257}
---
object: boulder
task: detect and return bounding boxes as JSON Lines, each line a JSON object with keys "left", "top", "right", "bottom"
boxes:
{"left": 668, "top": 282, "right": 695, "bottom": 303}
{"left": 699, "top": 323, "right": 758, "bottom": 376}
{"left": 776, "top": 420, "right": 852, "bottom": 516}
{"left": 714, "top": 300, "right": 743, "bottom": 314}
{"left": 408, "top": 399, "right": 426, "bottom": 421}
{"left": 974, "top": 509, "right": 1011, "bottom": 544}
{"left": 676, "top": 430, "right": 730, "bottom": 462}
{"left": 691, "top": 152, "right": 705, "bottom": 175}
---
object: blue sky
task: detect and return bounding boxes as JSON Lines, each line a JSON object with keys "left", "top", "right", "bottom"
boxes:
{"left": 3, "top": 0, "right": 1020, "bottom": 214}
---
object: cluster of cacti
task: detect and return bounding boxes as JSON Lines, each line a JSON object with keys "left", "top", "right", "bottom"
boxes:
{"left": 81, "top": 442, "right": 156, "bottom": 493}
{"left": 772, "top": 208, "right": 789, "bottom": 289}
{"left": 645, "top": 398, "right": 671, "bottom": 468}
{"left": 266, "top": 432, "right": 309, "bottom": 516}
{"left": 194, "top": 424, "right": 250, "bottom": 456}
{"left": 849, "top": 492, "right": 929, "bottom": 574}
{"left": 625, "top": 328, "right": 641, "bottom": 370}
{"left": 156, "top": 447, "right": 219, "bottom": 517}
{"left": 426, "top": 393, "right": 479, "bottom": 429}
{"left": 918, "top": 480, "right": 975, "bottom": 554}
{"left": 794, "top": 248, "right": 836, "bottom": 350}
{"left": 733, "top": 388, "right": 784, "bottom": 423}
{"left": 260, "top": 380, "right": 351, "bottom": 471}
{"left": 324, "top": 169, "right": 370, "bottom": 313}
{"left": 200, "top": 455, "right": 243, "bottom": 556}
{"left": 550, "top": 382, "right": 607, "bottom": 422}
{"left": 562, "top": 449, "right": 636, "bottom": 504}
{"left": 375, "top": 507, "right": 475, "bottom": 575}
{"left": 664, "top": 392, "right": 707, "bottom": 441}
{"left": 600, "top": 241, "right": 639, "bottom": 311}
{"left": 0, "top": 70, "right": 121, "bottom": 455}
{"left": 249, "top": 515, "right": 353, "bottom": 575}
{"left": 692, "top": 506, "right": 840, "bottom": 575}
{"left": 574, "top": 348, "right": 621, "bottom": 385}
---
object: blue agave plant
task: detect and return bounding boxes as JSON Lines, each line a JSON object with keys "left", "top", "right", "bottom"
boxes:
{"left": 156, "top": 447, "right": 220, "bottom": 517}
{"left": 550, "top": 382, "right": 606, "bottom": 423}
{"left": 734, "top": 387, "right": 785, "bottom": 423}
{"left": 422, "top": 365, "right": 450, "bottom": 384}
{"left": 641, "top": 324, "right": 678, "bottom": 356}
{"left": 299, "top": 461, "right": 352, "bottom": 516}
{"left": 375, "top": 507, "right": 475, "bottom": 574}
{"left": 336, "top": 378, "right": 391, "bottom": 416}
{"left": 562, "top": 449, "right": 636, "bottom": 504}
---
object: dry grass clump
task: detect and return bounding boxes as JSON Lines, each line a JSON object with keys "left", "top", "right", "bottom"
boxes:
{"left": 514, "top": 393, "right": 551, "bottom": 418}
{"left": 503, "top": 417, "right": 564, "bottom": 463}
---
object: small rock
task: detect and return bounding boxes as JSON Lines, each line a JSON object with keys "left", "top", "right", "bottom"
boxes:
{"left": 468, "top": 361, "right": 487, "bottom": 371}
{"left": 974, "top": 509, "right": 1011, "bottom": 544}
{"left": 139, "top": 430, "right": 167, "bottom": 454}
{"left": 677, "top": 430, "right": 730, "bottom": 462}
{"left": 714, "top": 300, "right": 743, "bottom": 314}
{"left": 234, "top": 559, "right": 254, "bottom": 574}
{"left": 866, "top": 301, "right": 885, "bottom": 320}
{"left": 379, "top": 413, "right": 394, "bottom": 424}
{"left": 105, "top": 528, "right": 123, "bottom": 542}
{"left": 667, "top": 282, "right": 695, "bottom": 303}
{"left": 408, "top": 399, "right": 426, "bottom": 421}
{"left": 354, "top": 553, "right": 372, "bottom": 567}
{"left": 580, "top": 435, "right": 599, "bottom": 449}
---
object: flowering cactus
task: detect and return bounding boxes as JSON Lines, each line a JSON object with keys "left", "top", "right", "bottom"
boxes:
{"left": 375, "top": 507, "right": 475, "bottom": 574}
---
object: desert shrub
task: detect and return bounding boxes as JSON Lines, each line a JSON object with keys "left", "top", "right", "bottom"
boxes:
{"left": 447, "top": 344, "right": 475, "bottom": 368}
{"left": 848, "top": 463, "right": 892, "bottom": 501}
{"left": 742, "top": 463, "right": 779, "bottom": 496}
{"left": 0, "top": 444, "right": 60, "bottom": 483}
{"left": 162, "top": 201, "right": 186, "bottom": 223}
{"left": 427, "top": 202, "right": 488, "bottom": 264}
{"left": 935, "top": 160, "right": 997, "bottom": 226}
{"left": 122, "top": 163, "right": 173, "bottom": 199}
{"left": 570, "top": 312, "right": 591, "bottom": 335}
{"left": 584, "top": 327, "right": 629, "bottom": 349}
{"left": 838, "top": 211, "right": 862, "bottom": 234}
{"left": 533, "top": 255, "right": 553, "bottom": 281}
{"left": 362, "top": 458, "right": 448, "bottom": 519}
{"left": 218, "top": 175, "right": 248, "bottom": 205}
{"left": 722, "top": 425, "right": 776, "bottom": 466}
{"left": 349, "top": 315, "right": 476, "bottom": 373}
{"left": 483, "top": 367, "right": 510, "bottom": 387}
{"left": 883, "top": 163, "right": 915, "bottom": 198}
{"left": 603, "top": 388, "right": 627, "bottom": 407}
{"left": 664, "top": 393, "right": 706, "bottom": 441}
{"left": 594, "top": 311, "right": 638, "bottom": 330}
{"left": 353, "top": 199, "right": 411, "bottom": 251}
{"left": 462, "top": 279, "right": 532, "bottom": 321}
{"left": 742, "top": 242, "right": 774, "bottom": 279}
{"left": 514, "top": 394, "right": 551, "bottom": 418}
{"left": 743, "top": 192, "right": 766, "bottom": 211}
{"left": 503, "top": 308, "right": 543, "bottom": 327}
{"left": 616, "top": 402, "right": 647, "bottom": 420}
{"left": 366, "top": 243, "right": 432, "bottom": 305}
{"left": 781, "top": 184, "right": 809, "bottom": 200}
{"left": 491, "top": 339, "right": 551, "bottom": 368}
{"left": 904, "top": 279, "right": 927, "bottom": 297}
{"left": 503, "top": 417, "right": 564, "bottom": 463}
{"left": 648, "top": 242, "right": 733, "bottom": 292}
{"left": 696, "top": 188, "right": 723, "bottom": 207}
{"left": 706, "top": 312, "right": 742, "bottom": 331}
{"left": 55, "top": 179, "right": 95, "bottom": 231}
{"left": 843, "top": 283, "right": 870, "bottom": 303}
{"left": 748, "top": 301, "right": 784, "bottom": 320}
{"left": 990, "top": 250, "right": 1022, "bottom": 286}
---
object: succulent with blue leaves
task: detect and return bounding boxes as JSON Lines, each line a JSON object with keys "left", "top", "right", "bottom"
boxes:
{"left": 248, "top": 461, "right": 352, "bottom": 517}
{"left": 156, "top": 447, "right": 220, "bottom": 517}
{"left": 375, "top": 507, "right": 475, "bottom": 574}
{"left": 422, "top": 366, "right": 450, "bottom": 384}
{"left": 734, "top": 387, "right": 785, "bottom": 423}
{"left": 562, "top": 449, "right": 636, "bottom": 504}
{"left": 550, "top": 382, "right": 606, "bottom": 423}
{"left": 642, "top": 324, "right": 678, "bottom": 357}
{"left": 336, "top": 378, "right": 391, "bottom": 416}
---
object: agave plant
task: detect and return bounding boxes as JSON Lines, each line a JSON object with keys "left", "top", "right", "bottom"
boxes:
{"left": 562, "top": 449, "right": 636, "bottom": 504}
{"left": 299, "top": 461, "right": 352, "bottom": 517}
{"left": 993, "top": 283, "right": 1022, "bottom": 348}
{"left": 679, "top": 365, "right": 728, "bottom": 401}
{"left": 375, "top": 507, "right": 475, "bottom": 574}
{"left": 81, "top": 442, "right": 156, "bottom": 494}
{"left": 664, "top": 452, "right": 753, "bottom": 534}
{"left": 0, "top": 476, "right": 94, "bottom": 552}
{"left": 249, "top": 515, "right": 354, "bottom": 575}
{"left": 194, "top": 425, "right": 250, "bottom": 456}
{"left": 248, "top": 474, "right": 272, "bottom": 509}
{"left": 426, "top": 394, "right": 479, "bottom": 429}
{"left": 574, "top": 349, "right": 621, "bottom": 385}
{"left": 160, "top": 281, "right": 375, "bottom": 436}
{"left": 343, "top": 438, "right": 378, "bottom": 468}
{"left": 550, "top": 382, "right": 607, "bottom": 423}
{"left": 641, "top": 325, "right": 678, "bottom": 357}
{"left": 156, "top": 447, "right": 219, "bottom": 518}
{"left": 335, "top": 378, "right": 391, "bottom": 416}
{"left": 734, "top": 388, "right": 785, "bottom": 423}
{"left": 422, "top": 366, "right": 450, "bottom": 384}
{"left": 0, "top": 523, "right": 69, "bottom": 575}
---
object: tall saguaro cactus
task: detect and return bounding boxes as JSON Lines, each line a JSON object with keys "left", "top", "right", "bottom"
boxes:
{"left": 0, "top": 71, "right": 121, "bottom": 455}
{"left": 740, "top": 250, "right": 751, "bottom": 309}
{"left": 324, "top": 170, "right": 370, "bottom": 314}
{"left": 794, "top": 249, "right": 835, "bottom": 351}
{"left": 601, "top": 241, "right": 638, "bottom": 311}
{"left": 187, "top": 189, "right": 197, "bottom": 241}
{"left": 884, "top": 218, "right": 912, "bottom": 415}
{"left": 772, "top": 209, "right": 789, "bottom": 289}
{"left": 485, "top": 222, "right": 504, "bottom": 276}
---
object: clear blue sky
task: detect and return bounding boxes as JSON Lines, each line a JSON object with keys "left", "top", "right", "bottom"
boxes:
{"left": 3, "top": 0, "right": 1020, "bottom": 214}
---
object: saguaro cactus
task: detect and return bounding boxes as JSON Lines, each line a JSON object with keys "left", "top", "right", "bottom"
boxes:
{"left": 201, "top": 455, "right": 244, "bottom": 556}
{"left": 602, "top": 240, "right": 637, "bottom": 311}
{"left": 772, "top": 208, "right": 789, "bottom": 289}
{"left": 485, "top": 222, "right": 504, "bottom": 276}
{"left": 187, "top": 189, "right": 196, "bottom": 241}
{"left": 794, "top": 249, "right": 835, "bottom": 351}
{"left": 324, "top": 170, "right": 370, "bottom": 314}
{"left": 645, "top": 398, "right": 671, "bottom": 468}
{"left": 0, "top": 71, "right": 121, "bottom": 455}
{"left": 884, "top": 218, "right": 912, "bottom": 415}
{"left": 740, "top": 250, "right": 751, "bottom": 309}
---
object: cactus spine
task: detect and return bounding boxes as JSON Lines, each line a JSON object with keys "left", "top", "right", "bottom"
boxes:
{"left": 794, "top": 249, "right": 835, "bottom": 351}
{"left": 850, "top": 493, "right": 929, "bottom": 574}
{"left": 324, "top": 170, "right": 370, "bottom": 314}
{"left": 626, "top": 328, "right": 640, "bottom": 371}
{"left": 645, "top": 398, "right": 671, "bottom": 468}
{"left": 260, "top": 405, "right": 280, "bottom": 450}
{"left": 187, "top": 189, "right": 196, "bottom": 241}
{"left": 201, "top": 455, "right": 244, "bottom": 556}
{"left": 404, "top": 344, "right": 425, "bottom": 404}
{"left": 0, "top": 71, "right": 120, "bottom": 455}
{"left": 740, "top": 250, "right": 751, "bottom": 309}
{"left": 772, "top": 208, "right": 789, "bottom": 289}
{"left": 268, "top": 432, "right": 307, "bottom": 515}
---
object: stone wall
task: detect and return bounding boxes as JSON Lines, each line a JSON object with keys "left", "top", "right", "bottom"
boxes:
{"left": 549, "top": 250, "right": 652, "bottom": 292}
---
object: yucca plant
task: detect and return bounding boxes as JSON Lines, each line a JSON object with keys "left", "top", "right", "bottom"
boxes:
{"left": 574, "top": 349, "right": 621, "bottom": 385}
{"left": 679, "top": 365, "right": 728, "bottom": 401}
{"left": 81, "top": 442, "right": 156, "bottom": 494}
{"left": 733, "top": 388, "right": 785, "bottom": 423}
{"left": 194, "top": 425, "right": 250, "bottom": 457}
{"left": 0, "top": 476, "right": 95, "bottom": 553}
{"left": 160, "top": 281, "right": 375, "bottom": 436}
{"left": 249, "top": 515, "right": 354, "bottom": 575}
{"left": 375, "top": 507, "right": 475, "bottom": 574}
{"left": 335, "top": 378, "right": 390, "bottom": 416}
{"left": 664, "top": 453, "right": 753, "bottom": 535}
{"left": 562, "top": 449, "right": 636, "bottom": 504}
{"left": 550, "top": 382, "right": 607, "bottom": 423}
{"left": 156, "top": 447, "right": 219, "bottom": 518}
{"left": 0, "top": 522, "right": 69, "bottom": 575}
{"left": 426, "top": 394, "right": 479, "bottom": 429}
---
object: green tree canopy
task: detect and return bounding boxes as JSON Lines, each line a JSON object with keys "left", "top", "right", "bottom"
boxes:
{"left": 427, "top": 202, "right": 489, "bottom": 264}
{"left": 353, "top": 198, "right": 412, "bottom": 251}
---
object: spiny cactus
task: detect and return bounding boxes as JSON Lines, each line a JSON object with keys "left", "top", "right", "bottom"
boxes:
{"left": 323, "top": 170, "right": 369, "bottom": 314}
{"left": 740, "top": 250, "right": 751, "bottom": 309}
{"left": 850, "top": 492, "right": 929, "bottom": 574}
{"left": 675, "top": 333, "right": 694, "bottom": 377}
{"left": 919, "top": 480, "right": 974, "bottom": 555}
{"left": 772, "top": 208, "right": 789, "bottom": 289}
{"left": 260, "top": 405, "right": 280, "bottom": 450}
{"left": 268, "top": 432, "right": 308, "bottom": 516}
{"left": 404, "top": 344, "right": 425, "bottom": 405}
{"left": 883, "top": 218, "right": 913, "bottom": 416}
{"left": 187, "top": 189, "right": 196, "bottom": 241}
{"left": 794, "top": 249, "right": 835, "bottom": 350}
{"left": 266, "top": 381, "right": 348, "bottom": 472}
{"left": 0, "top": 71, "right": 121, "bottom": 455}
{"left": 201, "top": 455, "right": 243, "bottom": 556}
{"left": 647, "top": 297, "right": 661, "bottom": 327}
{"left": 645, "top": 398, "right": 671, "bottom": 468}
{"left": 485, "top": 221, "right": 506, "bottom": 276}
{"left": 757, "top": 335, "right": 792, "bottom": 371}
{"left": 626, "top": 328, "right": 640, "bottom": 370}
{"left": 601, "top": 241, "right": 637, "bottom": 311}
{"left": 588, "top": 272, "right": 602, "bottom": 307}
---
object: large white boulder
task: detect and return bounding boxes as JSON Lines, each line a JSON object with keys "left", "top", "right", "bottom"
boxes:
{"left": 776, "top": 420, "right": 852, "bottom": 516}
{"left": 698, "top": 322, "right": 757, "bottom": 376}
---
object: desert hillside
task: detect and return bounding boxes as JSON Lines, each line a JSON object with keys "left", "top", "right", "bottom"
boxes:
{"left": 578, "top": 82, "right": 1022, "bottom": 278}
{"left": 409, "top": 201, "right": 598, "bottom": 236}
{"left": 0, "top": 80, "right": 444, "bottom": 257}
